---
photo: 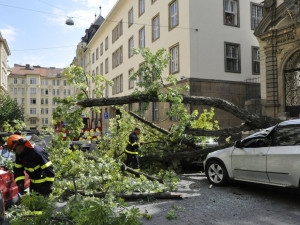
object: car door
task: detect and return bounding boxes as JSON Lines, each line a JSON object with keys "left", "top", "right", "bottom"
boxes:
{"left": 267, "top": 124, "right": 300, "bottom": 186}
{"left": 232, "top": 139, "right": 269, "bottom": 183}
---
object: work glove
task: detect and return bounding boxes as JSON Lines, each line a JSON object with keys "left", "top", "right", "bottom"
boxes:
{"left": 17, "top": 184, "right": 25, "bottom": 195}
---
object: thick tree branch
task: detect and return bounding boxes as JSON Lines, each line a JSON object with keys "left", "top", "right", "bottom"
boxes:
{"left": 139, "top": 143, "right": 233, "bottom": 163}
{"left": 184, "top": 124, "right": 252, "bottom": 138}
{"left": 129, "top": 112, "right": 170, "bottom": 135}
{"left": 77, "top": 94, "right": 280, "bottom": 129}
{"left": 66, "top": 190, "right": 183, "bottom": 200}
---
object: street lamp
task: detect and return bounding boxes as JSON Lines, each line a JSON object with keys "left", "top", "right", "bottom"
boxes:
{"left": 66, "top": 17, "right": 74, "bottom": 26}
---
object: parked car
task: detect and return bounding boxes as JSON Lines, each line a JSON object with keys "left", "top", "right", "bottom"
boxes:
{"left": 204, "top": 119, "right": 300, "bottom": 188}
{"left": 0, "top": 146, "right": 30, "bottom": 223}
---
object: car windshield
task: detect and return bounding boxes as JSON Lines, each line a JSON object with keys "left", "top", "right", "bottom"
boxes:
{"left": 0, "top": 148, "right": 14, "bottom": 165}
{"left": 242, "top": 126, "right": 275, "bottom": 142}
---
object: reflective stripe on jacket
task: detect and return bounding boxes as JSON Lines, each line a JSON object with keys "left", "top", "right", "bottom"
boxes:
{"left": 126, "top": 132, "right": 139, "bottom": 154}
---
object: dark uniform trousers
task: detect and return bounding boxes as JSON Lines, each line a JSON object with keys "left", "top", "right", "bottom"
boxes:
{"left": 125, "top": 132, "right": 140, "bottom": 170}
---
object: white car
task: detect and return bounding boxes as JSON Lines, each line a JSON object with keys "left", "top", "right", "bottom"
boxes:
{"left": 204, "top": 119, "right": 300, "bottom": 188}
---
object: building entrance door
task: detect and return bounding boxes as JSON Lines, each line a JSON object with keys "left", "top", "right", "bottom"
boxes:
{"left": 284, "top": 51, "right": 300, "bottom": 117}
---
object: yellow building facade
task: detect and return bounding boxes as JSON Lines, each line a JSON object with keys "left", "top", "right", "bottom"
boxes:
{"left": 0, "top": 32, "right": 10, "bottom": 94}
{"left": 8, "top": 64, "right": 76, "bottom": 131}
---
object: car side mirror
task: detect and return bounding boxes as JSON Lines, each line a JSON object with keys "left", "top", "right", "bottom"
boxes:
{"left": 234, "top": 140, "right": 243, "bottom": 148}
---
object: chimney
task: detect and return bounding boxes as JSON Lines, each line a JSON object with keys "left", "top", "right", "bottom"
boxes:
{"left": 26, "top": 64, "right": 30, "bottom": 69}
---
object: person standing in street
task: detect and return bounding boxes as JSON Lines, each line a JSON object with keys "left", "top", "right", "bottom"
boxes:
{"left": 125, "top": 127, "right": 144, "bottom": 171}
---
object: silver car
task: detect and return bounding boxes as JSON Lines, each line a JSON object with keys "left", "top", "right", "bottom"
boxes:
{"left": 204, "top": 119, "right": 300, "bottom": 187}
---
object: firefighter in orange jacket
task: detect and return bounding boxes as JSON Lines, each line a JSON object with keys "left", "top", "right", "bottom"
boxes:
{"left": 6, "top": 134, "right": 55, "bottom": 197}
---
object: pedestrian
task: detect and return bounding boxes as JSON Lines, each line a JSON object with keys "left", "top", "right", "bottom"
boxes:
{"left": 6, "top": 134, "right": 55, "bottom": 198}
{"left": 125, "top": 127, "right": 144, "bottom": 171}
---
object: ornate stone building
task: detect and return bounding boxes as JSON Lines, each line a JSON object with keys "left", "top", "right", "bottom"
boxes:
{"left": 255, "top": 0, "right": 300, "bottom": 118}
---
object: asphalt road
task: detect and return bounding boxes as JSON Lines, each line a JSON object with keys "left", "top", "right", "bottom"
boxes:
{"left": 132, "top": 174, "right": 300, "bottom": 225}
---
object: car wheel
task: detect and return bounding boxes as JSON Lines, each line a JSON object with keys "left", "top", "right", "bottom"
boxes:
{"left": 206, "top": 160, "right": 228, "bottom": 186}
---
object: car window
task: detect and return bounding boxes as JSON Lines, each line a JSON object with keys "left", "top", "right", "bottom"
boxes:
{"left": 243, "top": 138, "right": 269, "bottom": 148}
{"left": 271, "top": 125, "right": 300, "bottom": 146}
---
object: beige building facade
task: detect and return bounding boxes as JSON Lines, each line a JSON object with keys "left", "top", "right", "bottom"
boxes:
{"left": 0, "top": 32, "right": 10, "bottom": 94}
{"left": 8, "top": 64, "right": 76, "bottom": 131}
{"left": 255, "top": 0, "right": 300, "bottom": 119}
{"left": 74, "top": 0, "right": 263, "bottom": 132}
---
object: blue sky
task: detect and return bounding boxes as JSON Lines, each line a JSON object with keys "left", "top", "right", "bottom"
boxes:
{"left": 0, "top": 0, "right": 117, "bottom": 68}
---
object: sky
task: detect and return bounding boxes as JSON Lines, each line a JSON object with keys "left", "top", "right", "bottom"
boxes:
{"left": 0, "top": 0, "right": 118, "bottom": 68}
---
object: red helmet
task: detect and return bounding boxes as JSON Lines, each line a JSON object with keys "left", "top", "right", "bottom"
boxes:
{"left": 6, "top": 135, "right": 33, "bottom": 150}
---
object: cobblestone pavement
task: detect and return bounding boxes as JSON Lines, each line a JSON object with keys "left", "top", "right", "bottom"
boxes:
{"left": 132, "top": 174, "right": 300, "bottom": 225}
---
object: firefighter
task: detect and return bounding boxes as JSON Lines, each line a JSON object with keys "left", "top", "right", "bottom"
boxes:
{"left": 6, "top": 134, "right": 55, "bottom": 197}
{"left": 125, "top": 127, "right": 144, "bottom": 171}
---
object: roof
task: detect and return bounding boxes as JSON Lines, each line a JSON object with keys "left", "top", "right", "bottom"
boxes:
{"left": 81, "top": 15, "right": 105, "bottom": 44}
{"left": 9, "top": 64, "right": 63, "bottom": 77}
{"left": 278, "top": 119, "right": 300, "bottom": 126}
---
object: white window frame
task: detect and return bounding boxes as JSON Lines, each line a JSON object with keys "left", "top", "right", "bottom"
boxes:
{"left": 169, "top": 0, "right": 178, "bottom": 30}
{"left": 139, "top": 26, "right": 145, "bottom": 48}
{"left": 170, "top": 44, "right": 179, "bottom": 74}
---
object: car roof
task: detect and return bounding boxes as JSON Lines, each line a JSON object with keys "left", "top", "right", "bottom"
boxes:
{"left": 278, "top": 119, "right": 300, "bottom": 126}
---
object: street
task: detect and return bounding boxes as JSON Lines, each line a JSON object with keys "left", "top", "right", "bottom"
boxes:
{"left": 133, "top": 174, "right": 300, "bottom": 225}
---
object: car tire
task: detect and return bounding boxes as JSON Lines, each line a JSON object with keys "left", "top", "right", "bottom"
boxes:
{"left": 206, "top": 160, "right": 229, "bottom": 186}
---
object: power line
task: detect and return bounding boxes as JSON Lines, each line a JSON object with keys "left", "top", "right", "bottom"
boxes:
{"left": 11, "top": 45, "right": 77, "bottom": 52}
{"left": 0, "top": 2, "right": 198, "bottom": 31}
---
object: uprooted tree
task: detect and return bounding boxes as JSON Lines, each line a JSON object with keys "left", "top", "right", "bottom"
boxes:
{"left": 6, "top": 48, "right": 282, "bottom": 224}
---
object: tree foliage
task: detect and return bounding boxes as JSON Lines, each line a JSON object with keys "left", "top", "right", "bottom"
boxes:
{"left": 0, "top": 93, "right": 23, "bottom": 128}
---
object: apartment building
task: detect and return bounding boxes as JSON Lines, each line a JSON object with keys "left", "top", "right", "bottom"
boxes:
{"left": 0, "top": 32, "right": 10, "bottom": 94}
{"left": 8, "top": 64, "right": 75, "bottom": 131}
{"left": 74, "top": 0, "right": 263, "bottom": 132}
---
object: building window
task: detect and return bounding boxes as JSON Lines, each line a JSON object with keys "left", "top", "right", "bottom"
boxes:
{"left": 22, "top": 79, "right": 25, "bottom": 84}
{"left": 129, "top": 103, "right": 133, "bottom": 112}
{"left": 251, "top": 3, "right": 263, "bottom": 30}
{"left": 170, "top": 103, "right": 179, "bottom": 121}
{"left": 14, "top": 98, "right": 17, "bottom": 103}
{"left": 128, "top": 7, "right": 133, "bottom": 27}
{"left": 41, "top": 108, "right": 44, "bottom": 114}
{"left": 225, "top": 42, "right": 241, "bottom": 73}
{"left": 139, "top": 0, "right": 145, "bottom": 16}
{"left": 63, "top": 80, "right": 67, "bottom": 86}
{"left": 45, "top": 118, "right": 48, "bottom": 124}
{"left": 139, "top": 62, "right": 145, "bottom": 83}
{"left": 45, "top": 89, "right": 48, "bottom": 95}
{"left": 128, "top": 36, "right": 134, "bottom": 58}
{"left": 30, "top": 119, "right": 36, "bottom": 125}
{"left": 57, "top": 80, "right": 60, "bottom": 86}
{"left": 30, "top": 98, "right": 36, "bottom": 104}
{"left": 64, "top": 90, "right": 67, "bottom": 95}
{"left": 224, "top": 0, "right": 239, "bottom": 27}
{"left": 105, "top": 82, "right": 109, "bottom": 98}
{"left": 30, "top": 88, "right": 36, "bottom": 94}
{"left": 169, "top": 0, "right": 178, "bottom": 30}
{"left": 152, "top": 102, "right": 159, "bottom": 121}
{"left": 112, "top": 20, "right": 123, "bottom": 44}
{"left": 41, "top": 99, "right": 44, "bottom": 104}
{"left": 105, "top": 58, "right": 109, "bottom": 74}
{"left": 52, "top": 89, "right": 55, "bottom": 95}
{"left": 129, "top": 68, "right": 134, "bottom": 89}
{"left": 45, "top": 98, "right": 48, "bottom": 104}
{"left": 252, "top": 46, "right": 260, "bottom": 75}
{"left": 14, "top": 78, "right": 17, "bottom": 84}
{"left": 22, "top": 98, "right": 25, "bottom": 104}
{"left": 96, "top": 66, "right": 99, "bottom": 76}
{"left": 105, "top": 36, "right": 109, "bottom": 50}
{"left": 57, "top": 89, "right": 60, "bottom": 95}
{"left": 100, "top": 63, "right": 103, "bottom": 75}
{"left": 41, "top": 79, "right": 44, "bottom": 85}
{"left": 30, "top": 78, "right": 37, "bottom": 84}
{"left": 45, "top": 79, "right": 49, "bottom": 85}
{"left": 68, "top": 90, "right": 71, "bottom": 95}
{"left": 100, "top": 42, "right": 103, "bottom": 55}
{"left": 170, "top": 44, "right": 179, "bottom": 74}
{"left": 52, "top": 80, "right": 55, "bottom": 86}
{"left": 112, "top": 46, "right": 123, "bottom": 69}
{"left": 96, "top": 48, "right": 99, "bottom": 60}
{"left": 22, "top": 88, "right": 25, "bottom": 94}
{"left": 30, "top": 108, "right": 36, "bottom": 114}
{"left": 53, "top": 98, "right": 56, "bottom": 104}
{"left": 45, "top": 108, "right": 49, "bottom": 114}
{"left": 152, "top": 14, "right": 160, "bottom": 41}
{"left": 92, "top": 52, "right": 95, "bottom": 64}
{"left": 112, "top": 74, "right": 123, "bottom": 95}
{"left": 139, "top": 26, "right": 145, "bottom": 48}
